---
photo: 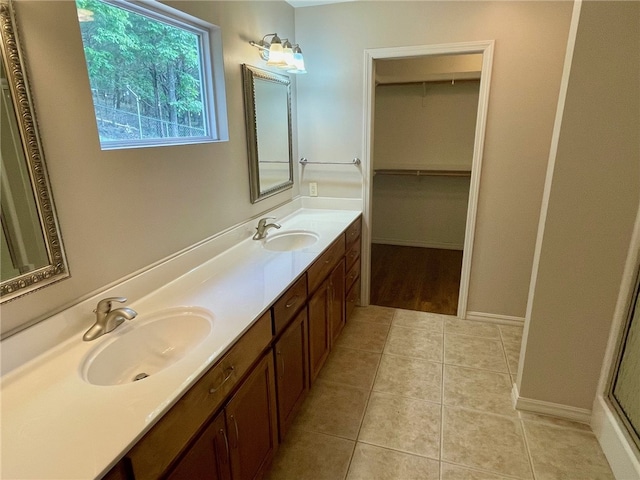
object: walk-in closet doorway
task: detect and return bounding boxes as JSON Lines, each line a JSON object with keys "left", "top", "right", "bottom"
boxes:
{"left": 360, "top": 41, "right": 495, "bottom": 319}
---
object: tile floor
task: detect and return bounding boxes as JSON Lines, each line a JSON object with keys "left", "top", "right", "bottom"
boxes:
{"left": 265, "top": 306, "right": 615, "bottom": 480}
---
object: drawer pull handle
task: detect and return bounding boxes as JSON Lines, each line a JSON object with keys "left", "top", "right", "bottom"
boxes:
{"left": 231, "top": 415, "right": 240, "bottom": 448}
{"left": 285, "top": 295, "right": 299, "bottom": 308}
{"left": 209, "top": 365, "right": 235, "bottom": 394}
{"left": 220, "top": 428, "right": 230, "bottom": 461}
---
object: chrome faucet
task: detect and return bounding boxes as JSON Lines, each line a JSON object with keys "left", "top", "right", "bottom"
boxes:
{"left": 253, "top": 217, "right": 281, "bottom": 240}
{"left": 83, "top": 296, "right": 137, "bottom": 341}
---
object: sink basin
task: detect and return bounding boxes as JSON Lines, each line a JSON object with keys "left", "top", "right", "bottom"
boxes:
{"left": 262, "top": 230, "right": 319, "bottom": 252}
{"left": 81, "top": 307, "right": 213, "bottom": 386}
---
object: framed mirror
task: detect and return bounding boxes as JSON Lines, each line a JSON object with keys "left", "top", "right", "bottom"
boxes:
{"left": 0, "top": 0, "right": 69, "bottom": 302}
{"left": 241, "top": 64, "right": 293, "bottom": 203}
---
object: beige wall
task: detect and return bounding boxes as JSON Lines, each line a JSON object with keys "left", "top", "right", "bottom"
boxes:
{"left": 294, "top": 1, "right": 573, "bottom": 318}
{"left": 372, "top": 81, "right": 478, "bottom": 249}
{"left": 520, "top": 1, "right": 640, "bottom": 409}
{"left": 372, "top": 175, "right": 470, "bottom": 250}
{"left": 1, "top": 1, "right": 298, "bottom": 335}
{"left": 374, "top": 81, "right": 479, "bottom": 170}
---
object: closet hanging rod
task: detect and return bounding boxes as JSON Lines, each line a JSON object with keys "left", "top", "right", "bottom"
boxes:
{"left": 376, "top": 78, "right": 481, "bottom": 87}
{"left": 374, "top": 169, "right": 471, "bottom": 177}
{"left": 300, "top": 157, "right": 361, "bottom": 166}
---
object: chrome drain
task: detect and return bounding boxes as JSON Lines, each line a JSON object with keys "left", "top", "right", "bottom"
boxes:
{"left": 133, "top": 373, "right": 149, "bottom": 382}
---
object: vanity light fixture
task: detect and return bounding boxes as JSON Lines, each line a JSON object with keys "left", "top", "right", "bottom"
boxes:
{"left": 282, "top": 39, "right": 294, "bottom": 66}
{"left": 249, "top": 33, "right": 307, "bottom": 74}
{"left": 288, "top": 44, "right": 307, "bottom": 74}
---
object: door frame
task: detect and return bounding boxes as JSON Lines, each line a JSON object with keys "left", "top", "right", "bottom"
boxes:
{"left": 360, "top": 40, "right": 495, "bottom": 318}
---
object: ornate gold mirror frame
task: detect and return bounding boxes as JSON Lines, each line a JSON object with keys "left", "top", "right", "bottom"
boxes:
{"left": 242, "top": 64, "right": 293, "bottom": 203}
{"left": 0, "top": 0, "right": 69, "bottom": 302}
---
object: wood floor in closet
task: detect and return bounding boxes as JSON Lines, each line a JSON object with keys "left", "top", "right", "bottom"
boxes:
{"left": 370, "top": 243, "right": 463, "bottom": 315}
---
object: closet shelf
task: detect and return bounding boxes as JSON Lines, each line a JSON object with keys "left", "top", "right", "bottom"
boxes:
{"left": 374, "top": 168, "right": 471, "bottom": 177}
{"left": 300, "top": 157, "right": 361, "bottom": 166}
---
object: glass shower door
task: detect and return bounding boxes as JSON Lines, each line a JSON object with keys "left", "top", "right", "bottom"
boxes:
{"left": 609, "top": 271, "right": 640, "bottom": 450}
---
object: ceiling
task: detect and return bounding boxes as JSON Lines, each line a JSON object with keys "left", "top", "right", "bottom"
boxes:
{"left": 286, "top": 0, "right": 353, "bottom": 7}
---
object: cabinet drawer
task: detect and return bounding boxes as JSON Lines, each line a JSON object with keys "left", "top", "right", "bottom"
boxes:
{"left": 345, "top": 257, "right": 360, "bottom": 293}
{"left": 345, "top": 217, "right": 361, "bottom": 248}
{"left": 346, "top": 277, "right": 361, "bottom": 321}
{"left": 345, "top": 238, "right": 361, "bottom": 271}
{"left": 307, "top": 236, "right": 345, "bottom": 294}
{"left": 128, "top": 311, "right": 273, "bottom": 480}
{"left": 273, "top": 274, "right": 308, "bottom": 336}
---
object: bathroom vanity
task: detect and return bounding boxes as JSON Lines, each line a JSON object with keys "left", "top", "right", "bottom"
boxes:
{"left": 1, "top": 205, "right": 361, "bottom": 480}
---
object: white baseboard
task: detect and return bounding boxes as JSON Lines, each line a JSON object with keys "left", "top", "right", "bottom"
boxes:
{"left": 466, "top": 311, "right": 525, "bottom": 326}
{"left": 371, "top": 238, "right": 464, "bottom": 251}
{"left": 511, "top": 383, "right": 591, "bottom": 424}
{"left": 592, "top": 396, "right": 640, "bottom": 480}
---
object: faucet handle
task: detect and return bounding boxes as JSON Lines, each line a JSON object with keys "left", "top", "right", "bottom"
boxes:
{"left": 258, "top": 216, "right": 276, "bottom": 226}
{"left": 94, "top": 296, "right": 127, "bottom": 314}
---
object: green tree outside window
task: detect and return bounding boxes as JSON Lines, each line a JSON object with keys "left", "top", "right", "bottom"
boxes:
{"left": 76, "top": 0, "right": 209, "bottom": 147}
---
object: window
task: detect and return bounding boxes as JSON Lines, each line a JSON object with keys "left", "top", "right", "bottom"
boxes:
{"left": 76, "top": 0, "right": 228, "bottom": 149}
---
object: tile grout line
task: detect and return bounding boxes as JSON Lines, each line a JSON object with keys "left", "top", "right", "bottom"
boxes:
{"left": 439, "top": 327, "right": 446, "bottom": 480}
{"left": 342, "top": 307, "right": 396, "bottom": 479}
{"left": 497, "top": 326, "right": 515, "bottom": 378}
{"left": 519, "top": 417, "right": 539, "bottom": 480}
{"left": 500, "top": 325, "right": 537, "bottom": 480}
{"left": 441, "top": 460, "right": 528, "bottom": 480}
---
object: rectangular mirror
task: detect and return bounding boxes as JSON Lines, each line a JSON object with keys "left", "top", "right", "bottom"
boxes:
{"left": 0, "top": 0, "right": 69, "bottom": 304}
{"left": 242, "top": 64, "right": 293, "bottom": 203}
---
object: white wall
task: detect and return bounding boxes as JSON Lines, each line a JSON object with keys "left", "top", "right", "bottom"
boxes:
{"left": 1, "top": 1, "right": 298, "bottom": 336}
{"left": 295, "top": 1, "right": 574, "bottom": 319}
{"left": 519, "top": 1, "right": 640, "bottom": 410}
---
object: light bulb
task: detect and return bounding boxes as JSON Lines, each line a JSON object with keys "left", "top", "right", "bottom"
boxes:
{"left": 288, "top": 45, "right": 307, "bottom": 74}
{"left": 266, "top": 34, "right": 287, "bottom": 67}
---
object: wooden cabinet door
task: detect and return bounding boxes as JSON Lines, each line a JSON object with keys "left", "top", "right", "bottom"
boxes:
{"left": 226, "top": 354, "right": 278, "bottom": 480}
{"left": 308, "top": 278, "right": 331, "bottom": 384}
{"left": 346, "top": 276, "right": 361, "bottom": 322}
{"left": 166, "top": 412, "right": 231, "bottom": 480}
{"left": 329, "top": 259, "right": 346, "bottom": 345}
{"left": 274, "top": 308, "right": 309, "bottom": 440}
{"left": 102, "top": 459, "right": 132, "bottom": 480}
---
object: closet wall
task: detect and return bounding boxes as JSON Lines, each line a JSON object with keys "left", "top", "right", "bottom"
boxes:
{"left": 372, "top": 73, "right": 480, "bottom": 250}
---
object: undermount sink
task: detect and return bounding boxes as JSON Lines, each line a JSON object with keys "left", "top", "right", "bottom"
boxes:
{"left": 262, "top": 230, "right": 319, "bottom": 252}
{"left": 81, "top": 307, "right": 213, "bottom": 386}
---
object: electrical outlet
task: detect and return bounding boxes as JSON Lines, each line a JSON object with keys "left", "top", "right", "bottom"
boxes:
{"left": 309, "top": 182, "right": 318, "bottom": 197}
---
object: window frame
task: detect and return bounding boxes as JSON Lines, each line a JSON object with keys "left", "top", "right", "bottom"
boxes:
{"left": 78, "top": 0, "right": 228, "bottom": 150}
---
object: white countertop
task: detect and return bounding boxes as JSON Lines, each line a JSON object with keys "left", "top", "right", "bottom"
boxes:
{"left": 0, "top": 206, "right": 360, "bottom": 480}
